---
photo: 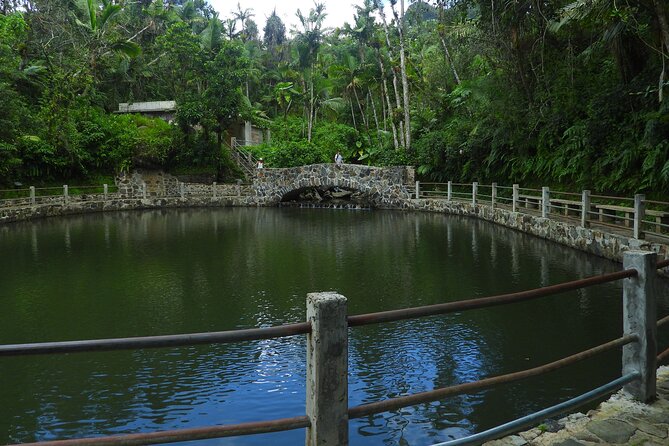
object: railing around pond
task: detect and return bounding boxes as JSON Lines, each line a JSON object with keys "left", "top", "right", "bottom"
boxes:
{"left": 414, "top": 181, "right": 669, "bottom": 240}
{"left": 2, "top": 252, "right": 668, "bottom": 446}
{"left": 229, "top": 137, "right": 259, "bottom": 179}
{"left": 0, "top": 184, "right": 119, "bottom": 207}
{"left": 0, "top": 181, "right": 254, "bottom": 209}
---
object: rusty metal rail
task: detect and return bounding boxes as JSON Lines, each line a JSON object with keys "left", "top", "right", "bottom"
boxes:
{"left": 0, "top": 322, "right": 311, "bottom": 357}
{"left": 658, "top": 315, "right": 669, "bottom": 329}
{"left": 657, "top": 314, "right": 669, "bottom": 364}
{"left": 348, "top": 269, "right": 637, "bottom": 327}
{"left": 7, "top": 416, "right": 311, "bottom": 446}
{"left": 433, "top": 372, "right": 640, "bottom": 446}
{"left": 658, "top": 347, "right": 669, "bottom": 364}
{"left": 348, "top": 335, "right": 637, "bottom": 419}
{"left": 2, "top": 268, "right": 640, "bottom": 357}
{"left": 1, "top": 259, "right": 658, "bottom": 445}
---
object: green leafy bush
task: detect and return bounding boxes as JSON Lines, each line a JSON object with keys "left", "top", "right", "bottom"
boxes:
{"left": 312, "top": 122, "right": 359, "bottom": 159}
{"left": 96, "top": 114, "right": 182, "bottom": 171}
{"left": 256, "top": 140, "right": 328, "bottom": 168}
{"left": 249, "top": 117, "right": 360, "bottom": 167}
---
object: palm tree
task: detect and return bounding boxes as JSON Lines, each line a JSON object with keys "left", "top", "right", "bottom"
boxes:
{"left": 263, "top": 10, "right": 287, "bottom": 68}
{"left": 293, "top": 2, "right": 328, "bottom": 141}
{"left": 372, "top": 0, "right": 406, "bottom": 149}
{"left": 199, "top": 13, "right": 222, "bottom": 57}
{"left": 73, "top": 0, "right": 141, "bottom": 76}
{"left": 224, "top": 18, "right": 237, "bottom": 40}
{"left": 349, "top": 0, "right": 397, "bottom": 148}
{"left": 232, "top": 2, "right": 254, "bottom": 40}
{"left": 330, "top": 54, "right": 369, "bottom": 131}
{"left": 389, "top": 0, "right": 411, "bottom": 152}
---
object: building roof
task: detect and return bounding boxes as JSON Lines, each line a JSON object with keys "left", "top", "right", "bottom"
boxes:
{"left": 117, "top": 101, "right": 176, "bottom": 113}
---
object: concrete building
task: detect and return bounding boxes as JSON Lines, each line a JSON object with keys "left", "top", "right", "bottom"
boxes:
{"left": 116, "top": 101, "right": 177, "bottom": 123}
{"left": 116, "top": 101, "right": 269, "bottom": 146}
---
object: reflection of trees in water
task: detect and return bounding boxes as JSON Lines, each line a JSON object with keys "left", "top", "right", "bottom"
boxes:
{"left": 2, "top": 208, "right": 669, "bottom": 445}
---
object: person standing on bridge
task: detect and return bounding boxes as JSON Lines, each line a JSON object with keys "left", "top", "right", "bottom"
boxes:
{"left": 334, "top": 151, "right": 343, "bottom": 165}
{"left": 257, "top": 158, "right": 264, "bottom": 169}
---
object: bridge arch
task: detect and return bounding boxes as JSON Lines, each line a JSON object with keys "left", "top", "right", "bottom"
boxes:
{"left": 252, "top": 164, "right": 414, "bottom": 208}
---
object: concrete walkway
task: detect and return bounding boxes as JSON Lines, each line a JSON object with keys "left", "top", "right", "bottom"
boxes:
{"left": 485, "top": 366, "right": 669, "bottom": 445}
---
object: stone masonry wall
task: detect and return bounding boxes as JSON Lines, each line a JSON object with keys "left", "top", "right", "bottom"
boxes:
{"left": 407, "top": 198, "right": 668, "bottom": 263}
{"left": 0, "top": 195, "right": 259, "bottom": 225}
{"left": 2, "top": 167, "right": 667, "bottom": 264}
{"left": 184, "top": 183, "right": 253, "bottom": 197}
{"left": 253, "top": 164, "right": 414, "bottom": 208}
{"left": 115, "top": 170, "right": 253, "bottom": 199}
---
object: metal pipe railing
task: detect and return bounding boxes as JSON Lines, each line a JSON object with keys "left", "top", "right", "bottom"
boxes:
{"left": 0, "top": 322, "right": 311, "bottom": 357}
{"left": 416, "top": 182, "right": 669, "bottom": 239}
{"left": 7, "top": 416, "right": 311, "bottom": 446}
{"left": 431, "top": 372, "right": 640, "bottom": 446}
{"left": 348, "top": 335, "right": 637, "bottom": 418}
{"left": 1, "top": 251, "right": 663, "bottom": 446}
{"left": 658, "top": 347, "right": 669, "bottom": 364}
{"left": 347, "top": 268, "right": 637, "bottom": 327}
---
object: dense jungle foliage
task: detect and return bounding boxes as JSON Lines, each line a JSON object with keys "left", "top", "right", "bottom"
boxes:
{"left": 1, "top": 0, "right": 668, "bottom": 194}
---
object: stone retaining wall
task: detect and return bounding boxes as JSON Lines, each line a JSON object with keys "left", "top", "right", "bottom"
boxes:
{"left": 1, "top": 178, "right": 667, "bottom": 265}
{"left": 0, "top": 196, "right": 258, "bottom": 225}
{"left": 115, "top": 170, "right": 253, "bottom": 198}
{"left": 253, "top": 164, "right": 414, "bottom": 208}
{"left": 0, "top": 193, "right": 116, "bottom": 208}
{"left": 185, "top": 183, "right": 253, "bottom": 197}
{"left": 407, "top": 198, "right": 668, "bottom": 263}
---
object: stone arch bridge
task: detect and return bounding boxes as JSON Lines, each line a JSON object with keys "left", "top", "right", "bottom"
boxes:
{"left": 253, "top": 164, "right": 415, "bottom": 208}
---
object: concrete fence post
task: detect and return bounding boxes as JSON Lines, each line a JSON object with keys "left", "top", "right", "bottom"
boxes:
{"left": 29, "top": 186, "right": 35, "bottom": 205}
{"left": 541, "top": 187, "right": 550, "bottom": 218}
{"left": 634, "top": 194, "right": 645, "bottom": 240}
{"left": 472, "top": 182, "right": 478, "bottom": 206}
{"left": 622, "top": 251, "right": 657, "bottom": 403}
{"left": 142, "top": 182, "right": 147, "bottom": 199}
{"left": 512, "top": 184, "right": 519, "bottom": 212}
{"left": 212, "top": 182, "right": 217, "bottom": 199}
{"left": 415, "top": 181, "right": 420, "bottom": 199}
{"left": 447, "top": 181, "right": 452, "bottom": 202}
{"left": 63, "top": 185, "right": 69, "bottom": 204}
{"left": 581, "top": 190, "right": 591, "bottom": 228}
{"left": 491, "top": 182, "right": 497, "bottom": 210}
{"left": 103, "top": 184, "right": 108, "bottom": 201}
{"left": 306, "top": 292, "right": 348, "bottom": 446}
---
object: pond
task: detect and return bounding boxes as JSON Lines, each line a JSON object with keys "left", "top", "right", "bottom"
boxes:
{"left": 1, "top": 208, "right": 667, "bottom": 445}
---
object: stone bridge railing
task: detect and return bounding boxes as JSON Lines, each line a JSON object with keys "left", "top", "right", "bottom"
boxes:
{"left": 253, "top": 164, "right": 415, "bottom": 208}
{"left": 2, "top": 168, "right": 668, "bottom": 266}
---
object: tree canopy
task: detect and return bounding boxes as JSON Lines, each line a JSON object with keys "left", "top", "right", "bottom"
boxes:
{"left": 0, "top": 0, "right": 667, "bottom": 195}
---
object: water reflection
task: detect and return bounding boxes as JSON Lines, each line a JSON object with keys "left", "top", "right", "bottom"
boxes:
{"left": 0, "top": 208, "right": 668, "bottom": 445}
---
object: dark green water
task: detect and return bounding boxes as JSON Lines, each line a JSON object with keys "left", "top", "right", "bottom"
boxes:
{"left": 1, "top": 208, "right": 667, "bottom": 445}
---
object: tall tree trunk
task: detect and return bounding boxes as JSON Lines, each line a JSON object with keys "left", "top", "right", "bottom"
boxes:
{"left": 308, "top": 75, "right": 314, "bottom": 142}
{"left": 350, "top": 96, "right": 357, "bottom": 129}
{"left": 377, "top": 2, "right": 406, "bottom": 149}
{"left": 653, "top": 0, "right": 669, "bottom": 102}
{"left": 439, "top": 35, "right": 460, "bottom": 84}
{"left": 377, "top": 49, "right": 398, "bottom": 149}
{"left": 353, "top": 85, "right": 368, "bottom": 130}
{"left": 301, "top": 77, "right": 309, "bottom": 139}
{"left": 368, "top": 88, "right": 382, "bottom": 149}
{"left": 393, "top": 0, "right": 411, "bottom": 152}
{"left": 491, "top": 0, "right": 496, "bottom": 34}
{"left": 381, "top": 82, "right": 388, "bottom": 131}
